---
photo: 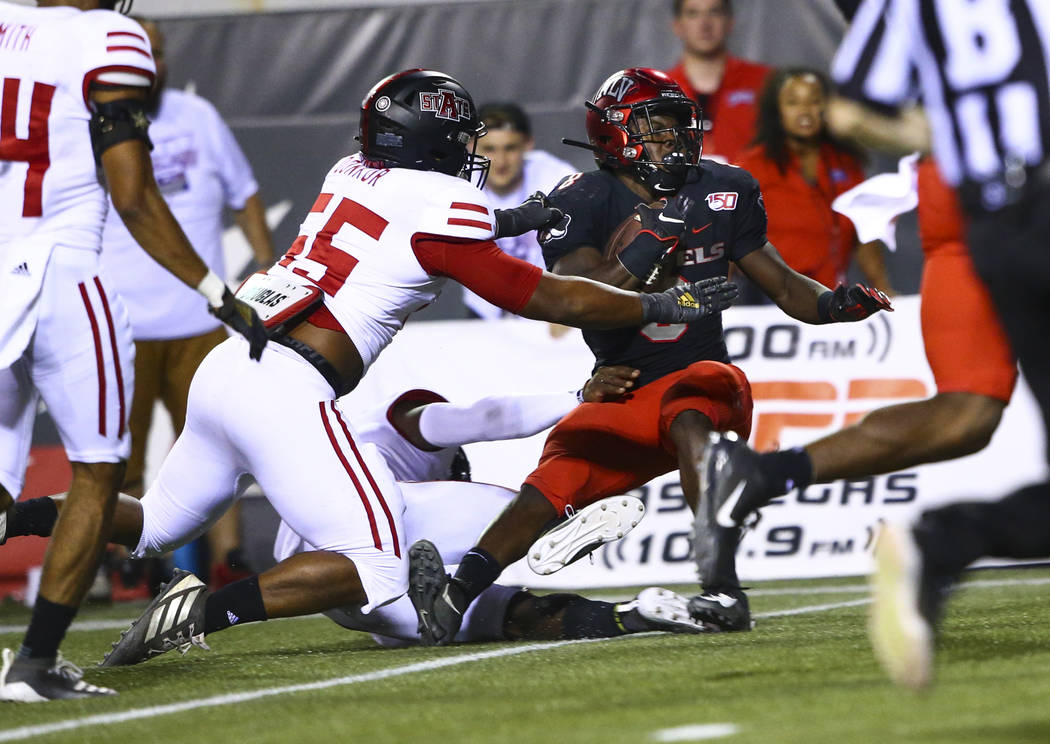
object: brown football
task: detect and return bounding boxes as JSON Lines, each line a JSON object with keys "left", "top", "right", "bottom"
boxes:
{"left": 603, "top": 201, "right": 679, "bottom": 291}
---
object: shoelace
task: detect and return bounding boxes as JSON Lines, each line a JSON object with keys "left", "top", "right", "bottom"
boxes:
{"left": 51, "top": 654, "right": 84, "bottom": 683}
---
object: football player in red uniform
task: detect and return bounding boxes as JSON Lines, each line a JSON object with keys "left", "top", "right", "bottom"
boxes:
{"left": 407, "top": 68, "right": 892, "bottom": 644}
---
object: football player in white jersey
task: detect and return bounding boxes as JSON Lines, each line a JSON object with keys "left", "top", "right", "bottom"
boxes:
{"left": 0, "top": 0, "right": 267, "bottom": 702}
{"left": 26, "top": 67, "right": 737, "bottom": 671}
{"left": 3, "top": 367, "right": 706, "bottom": 653}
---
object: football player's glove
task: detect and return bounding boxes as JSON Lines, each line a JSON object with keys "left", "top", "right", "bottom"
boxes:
{"left": 640, "top": 276, "right": 738, "bottom": 325}
{"left": 819, "top": 283, "right": 893, "bottom": 323}
{"left": 211, "top": 288, "right": 269, "bottom": 361}
{"left": 620, "top": 194, "right": 694, "bottom": 280}
{"left": 493, "top": 192, "right": 564, "bottom": 238}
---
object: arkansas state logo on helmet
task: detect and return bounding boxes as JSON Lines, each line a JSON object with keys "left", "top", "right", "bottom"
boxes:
{"left": 578, "top": 68, "right": 703, "bottom": 193}
{"left": 357, "top": 68, "right": 489, "bottom": 186}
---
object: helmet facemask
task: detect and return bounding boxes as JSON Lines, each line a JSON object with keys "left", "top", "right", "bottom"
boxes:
{"left": 599, "top": 99, "right": 703, "bottom": 193}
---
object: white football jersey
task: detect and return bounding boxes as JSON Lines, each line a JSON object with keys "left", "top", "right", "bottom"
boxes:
{"left": 0, "top": 4, "right": 155, "bottom": 250}
{"left": 270, "top": 152, "right": 496, "bottom": 369}
{"left": 356, "top": 392, "right": 457, "bottom": 483}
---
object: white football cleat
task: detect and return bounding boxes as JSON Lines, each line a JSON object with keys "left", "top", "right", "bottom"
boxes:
{"left": 527, "top": 495, "right": 645, "bottom": 575}
{"left": 870, "top": 523, "right": 935, "bottom": 691}
{"left": 631, "top": 587, "right": 710, "bottom": 634}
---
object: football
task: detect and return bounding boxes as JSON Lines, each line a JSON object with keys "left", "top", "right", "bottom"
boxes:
{"left": 603, "top": 202, "right": 680, "bottom": 291}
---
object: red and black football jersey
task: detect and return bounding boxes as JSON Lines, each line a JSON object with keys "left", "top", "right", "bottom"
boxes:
{"left": 541, "top": 162, "right": 767, "bottom": 387}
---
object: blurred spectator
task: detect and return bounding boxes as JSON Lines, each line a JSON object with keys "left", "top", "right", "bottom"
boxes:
{"left": 664, "top": 0, "right": 770, "bottom": 164}
{"left": 100, "top": 19, "right": 274, "bottom": 592}
{"left": 463, "top": 102, "right": 576, "bottom": 320}
{"left": 735, "top": 67, "right": 894, "bottom": 298}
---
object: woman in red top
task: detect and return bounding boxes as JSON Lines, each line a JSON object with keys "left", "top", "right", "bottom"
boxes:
{"left": 736, "top": 67, "right": 895, "bottom": 293}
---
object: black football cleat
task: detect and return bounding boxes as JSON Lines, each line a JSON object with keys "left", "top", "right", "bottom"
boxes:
{"left": 100, "top": 569, "right": 210, "bottom": 667}
{"left": 0, "top": 649, "right": 116, "bottom": 702}
{"left": 407, "top": 540, "right": 466, "bottom": 646}
{"left": 688, "top": 587, "right": 753, "bottom": 632}
{"left": 705, "top": 432, "right": 773, "bottom": 529}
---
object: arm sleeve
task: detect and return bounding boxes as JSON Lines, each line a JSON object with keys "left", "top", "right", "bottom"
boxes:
{"left": 79, "top": 12, "right": 156, "bottom": 109}
{"left": 412, "top": 234, "right": 542, "bottom": 313}
{"left": 417, "top": 392, "right": 578, "bottom": 448}
{"left": 830, "top": 0, "right": 918, "bottom": 110}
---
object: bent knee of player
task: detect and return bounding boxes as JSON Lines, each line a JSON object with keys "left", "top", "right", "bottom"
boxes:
{"left": 934, "top": 392, "right": 1006, "bottom": 455}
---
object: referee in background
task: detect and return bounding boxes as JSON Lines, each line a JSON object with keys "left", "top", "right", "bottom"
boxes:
{"left": 827, "top": 0, "right": 1050, "bottom": 690}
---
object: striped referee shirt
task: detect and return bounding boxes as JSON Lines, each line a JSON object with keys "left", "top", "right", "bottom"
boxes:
{"left": 831, "top": 0, "right": 1050, "bottom": 211}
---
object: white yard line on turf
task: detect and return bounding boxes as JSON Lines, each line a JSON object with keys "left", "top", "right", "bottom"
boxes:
{"left": 0, "top": 598, "right": 865, "bottom": 741}
{"left": 0, "top": 576, "right": 1044, "bottom": 743}
{"left": 652, "top": 723, "right": 740, "bottom": 741}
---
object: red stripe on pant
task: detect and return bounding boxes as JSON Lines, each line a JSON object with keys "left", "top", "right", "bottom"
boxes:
{"left": 93, "top": 277, "right": 126, "bottom": 438}
{"left": 319, "top": 401, "right": 382, "bottom": 551}
{"left": 78, "top": 282, "right": 107, "bottom": 436}
{"left": 331, "top": 402, "right": 401, "bottom": 558}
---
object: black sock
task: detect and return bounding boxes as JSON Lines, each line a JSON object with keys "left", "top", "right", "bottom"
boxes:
{"left": 758, "top": 447, "right": 814, "bottom": 494}
{"left": 10, "top": 497, "right": 59, "bottom": 538}
{"left": 451, "top": 547, "right": 502, "bottom": 605}
{"left": 562, "top": 598, "right": 624, "bottom": 639}
{"left": 203, "top": 575, "right": 268, "bottom": 635}
{"left": 18, "top": 597, "right": 77, "bottom": 660}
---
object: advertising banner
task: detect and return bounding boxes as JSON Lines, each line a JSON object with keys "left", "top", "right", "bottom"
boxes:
{"left": 339, "top": 298, "right": 1046, "bottom": 588}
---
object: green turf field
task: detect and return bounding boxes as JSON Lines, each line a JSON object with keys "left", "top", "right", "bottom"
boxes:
{"left": 1, "top": 568, "right": 1049, "bottom": 744}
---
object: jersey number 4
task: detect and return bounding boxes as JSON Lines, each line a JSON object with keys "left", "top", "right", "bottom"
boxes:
{"left": 279, "top": 193, "right": 389, "bottom": 294}
{"left": 1, "top": 78, "right": 55, "bottom": 219}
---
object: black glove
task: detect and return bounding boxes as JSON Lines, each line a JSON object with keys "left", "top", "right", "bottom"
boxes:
{"left": 818, "top": 283, "right": 893, "bottom": 323}
{"left": 639, "top": 276, "right": 739, "bottom": 324}
{"left": 619, "top": 194, "right": 694, "bottom": 280}
{"left": 493, "top": 191, "right": 565, "bottom": 238}
{"left": 211, "top": 287, "right": 269, "bottom": 361}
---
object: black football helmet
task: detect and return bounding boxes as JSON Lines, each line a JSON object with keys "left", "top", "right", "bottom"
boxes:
{"left": 584, "top": 68, "right": 702, "bottom": 193}
{"left": 99, "top": 0, "right": 134, "bottom": 13}
{"left": 358, "top": 69, "right": 489, "bottom": 186}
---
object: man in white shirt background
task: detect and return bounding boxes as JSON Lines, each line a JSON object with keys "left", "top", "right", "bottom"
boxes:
{"left": 463, "top": 103, "right": 576, "bottom": 322}
{"left": 100, "top": 18, "right": 274, "bottom": 595}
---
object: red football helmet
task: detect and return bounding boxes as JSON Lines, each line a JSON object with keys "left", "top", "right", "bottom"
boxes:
{"left": 584, "top": 68, "right": 702, "bottom": 192}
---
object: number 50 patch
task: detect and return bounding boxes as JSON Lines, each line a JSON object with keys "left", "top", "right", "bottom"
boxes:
{"left": 706, "top": 192, "right": 738, "bottom": 211}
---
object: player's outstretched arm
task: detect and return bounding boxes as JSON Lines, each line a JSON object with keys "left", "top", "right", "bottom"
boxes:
{"left": 392, "top": 366, "right": 640, "bottom": 450}
{"left": 736, "top": 242, "right": 892, "bottom": 324}
{"left": 93, "top": 87, "right": 268, "bottom": 360}
{"left": 517, "top": 272, "right": 736, "bottom": 329}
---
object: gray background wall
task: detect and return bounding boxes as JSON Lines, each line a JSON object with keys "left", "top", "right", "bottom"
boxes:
{"left": 151, "top": 0, "right": 919, "bottom": 319}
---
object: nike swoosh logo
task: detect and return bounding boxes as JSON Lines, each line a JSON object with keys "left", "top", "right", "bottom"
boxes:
{"left": 657, "top": 213, "right": 685, "bottom": 224}
{"left": 691, "top": 223, "right": 712, "bottom": 234}
{"left": 441, "top": 584, "right": 463, "bottom": 616}
{"left": 716, "top": 481, "right": 747, "bottom": 528}
{"left": 712, "top": 593, "right": 738, "bottom": 608}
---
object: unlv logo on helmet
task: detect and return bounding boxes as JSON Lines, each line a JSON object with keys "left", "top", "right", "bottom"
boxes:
{"left": 419, "top": 91, "right": 470, "bottom": 121}
{"left": 596, "top": 76, "right": 636, "bottom": 103}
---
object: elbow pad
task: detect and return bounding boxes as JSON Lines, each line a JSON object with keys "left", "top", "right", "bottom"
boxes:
{"left": 88, "top": 97, "right": 152, "bottom": 167}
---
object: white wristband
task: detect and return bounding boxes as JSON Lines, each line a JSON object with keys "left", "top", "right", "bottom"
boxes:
{"left": 196, "top": 270, "right": 226, "bottom": 309}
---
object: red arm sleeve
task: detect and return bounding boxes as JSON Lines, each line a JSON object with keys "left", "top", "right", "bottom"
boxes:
{"left": 412, "top": 234, "right": 543, "bottom": 314}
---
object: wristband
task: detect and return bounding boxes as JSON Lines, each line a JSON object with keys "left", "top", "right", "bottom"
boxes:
{"left": 197, "top": 270, "right": 226, "bottom": 310}
{"left": 816, "top": 290, "right": 834, "bottom": 324}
